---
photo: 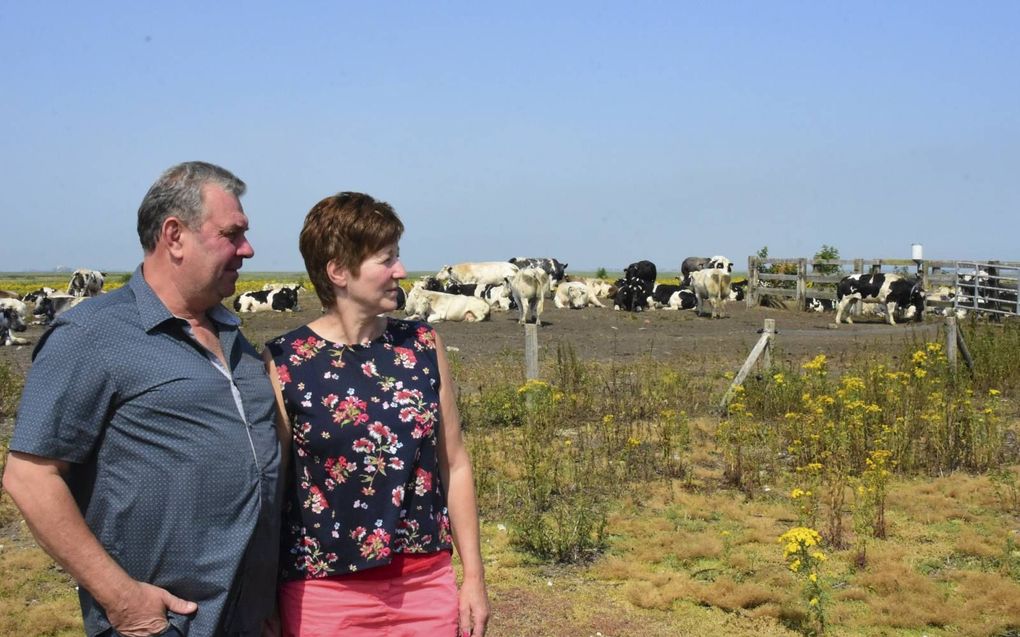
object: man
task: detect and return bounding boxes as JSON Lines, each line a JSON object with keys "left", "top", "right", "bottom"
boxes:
{"left": 2, "top": 162, "right": 282, "bottom": 636}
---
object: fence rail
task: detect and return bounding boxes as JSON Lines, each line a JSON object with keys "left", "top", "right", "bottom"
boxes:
{"left": 747, "top": 256, "right": 1020, "bottom": 318}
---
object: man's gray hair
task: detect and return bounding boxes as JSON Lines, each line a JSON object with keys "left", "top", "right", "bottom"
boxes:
{"left": 137, "top": 161, "right": 246, "bottom": 252}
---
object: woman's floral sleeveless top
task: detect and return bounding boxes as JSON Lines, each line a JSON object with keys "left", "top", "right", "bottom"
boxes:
{"left": 265, "top": 318, "right": 452, "bottom": 580}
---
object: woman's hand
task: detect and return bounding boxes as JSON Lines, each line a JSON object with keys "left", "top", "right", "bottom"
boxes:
{"left": 458, "top": 575, "right": 490, "bottom": 636}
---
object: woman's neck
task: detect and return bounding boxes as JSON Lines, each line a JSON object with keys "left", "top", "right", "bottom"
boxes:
{"left": 309, "top": 306, "right": 386, "bottom": 345}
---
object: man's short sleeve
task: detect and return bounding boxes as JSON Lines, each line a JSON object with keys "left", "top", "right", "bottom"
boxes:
{"left": 10, "top": 321, "right": 115, "bottom": 463}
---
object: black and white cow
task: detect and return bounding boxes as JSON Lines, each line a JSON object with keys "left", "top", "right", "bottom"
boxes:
{"left": 613, "top": 260, "right": 657, "bottom": 312}
{"left": 806, "top": 298, "right": 836, "bottom": 313}
{"left": 32, "top": 294, "right": 86, "bottom": 325}
{"left": 613, "top": 278, "right": 650, "bottom": 312}
{"left": 22, "top": 287, "right": 56, "bottom": 304}
{"left": 728, "top": 279, "right": 747, "bottom": 302}
{"left": 418, "top": 276, "right": 446, "bottom": 292}
{"left": 508, "top": 257, "right": 568, "bottom": 288}
{"left": 668, "top": 289, "right": 698, "bottom": 310}
{"left": 648, "top": 283, "right": 683, "bottom": 309}
{"left": 0, "top": 299, "right": 29, "bottom": 346}
{"left": 624, "top": 260, "right": 657, "bottom": 286}
{"left": 444, "top": 282, "right": 479, "bottom": 297}
{"left": 233, "top": 287, "right": 299, "bottom": 313}
{"left": 834, "top": 273, "right": 925, "bottom": 326}
{"left": 67, "top": 269, "right": 105, "bottom": 297}
{"left": 479, "top": 283, "right": 516, "bottom": 311}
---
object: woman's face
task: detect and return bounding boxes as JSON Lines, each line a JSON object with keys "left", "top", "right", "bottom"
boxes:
{"left": 344, "top": 243, "right": 406, "bottom": 313}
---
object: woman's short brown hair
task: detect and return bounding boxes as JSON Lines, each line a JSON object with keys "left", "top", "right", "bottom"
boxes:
{"left": 299, "top": 192, "right": 404, "bottom": 308}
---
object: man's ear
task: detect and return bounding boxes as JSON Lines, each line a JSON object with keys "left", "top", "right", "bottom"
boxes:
{"left": 162, "top": 217, "right": 187, "bottom": 258}
{"left": 326, "top": 260, "right": 348, "bottom": 289}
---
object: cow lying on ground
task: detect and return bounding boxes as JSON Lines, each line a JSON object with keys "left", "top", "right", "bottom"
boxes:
{"left": 22, "top": 287, "right": 56, "bottom": 304}
{"left": 613, "top": 278, "right": 649, "bottom": 312}
{"left": 614, "top": 260, "right": 657, "bottom": 312}
{"left": 554, "top": 281, "right": 603, "bottom": 309}
{"left": 67, "top": 269, "right": 105, "bottom": 297}
{"left": 262, "top": 282, "right": 304, "bottom": 292}
{"left": 444, "top": 282, "right": 478, "bottom": 297}
{"left": 480, "top": 283, "right": 515, "bottom": 311}
{"left": 508, "top": 257, "right": 568, "bottom": 288}
{"left": 0, "top": 290, "right": 20, "bottom": 300}
{"left": 648, "top": 283, "right": 682, "bottom": 309}
{"left": 1, "top": 299, "right": 29, "bottom": 346}
{"left": 33, "top": 294, "right": 87, "bottom": 325}
{"left": 234, "top": 287, "right": 299, "bottom": 313}
{"left": 668, "top": 289, "right": 698, "bottom": 310}
{"left": 405, "top": 284, "right": 491, "bottom": 323}
{"left": 581, "top": 278, "right": 613, "bottom": 300}
{"left": 728, "top": 279, "right": 746, "bottom": 301}
{"left": 806, "top": 298, "right": 836, "bottom": 313}
{"left": 437, "top": 262, "right": 518, "bottom": 287}
{"left": 834, "top": 273, "right": 925, "bottom": 326}
{"left": 508, "top": 267, "right": 551, "bottom": 325}
{"left": 691, "top": 267, "right": 732, "bottom": 318}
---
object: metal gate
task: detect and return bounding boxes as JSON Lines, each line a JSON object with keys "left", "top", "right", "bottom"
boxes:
{"left": 955, "top": 261, "right": 1020, "bottom": 317}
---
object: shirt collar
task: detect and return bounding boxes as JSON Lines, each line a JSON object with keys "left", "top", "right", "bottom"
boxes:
{"left": 129, "top": 264, "right": 242, "bottom": 332}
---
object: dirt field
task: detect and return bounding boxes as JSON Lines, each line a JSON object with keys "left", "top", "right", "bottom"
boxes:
{"left": 1, "top": 297, "right": 944, "bottom": 380}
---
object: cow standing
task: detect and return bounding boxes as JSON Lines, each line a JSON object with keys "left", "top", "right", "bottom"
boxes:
{"left": 437, "top": 262, "right": 519, "bottom": 287}
{"left": 834, "top": 273, "right": 925, "bottom": 326}
{"left": 67, "top": 269, "right": 105, "bottom": 297}
{"left": 508, "top": 267, "right": 551, "bottom": 325}
{"left": 691, "top": 268, "right": 732, "bottom": 318}
{"left": 508, "top": 257, "right": 568, "bottom": 288}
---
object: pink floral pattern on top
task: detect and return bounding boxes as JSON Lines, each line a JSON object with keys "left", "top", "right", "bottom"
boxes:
{"left": 266, "top": 319, "right": 451, "bottom": 580}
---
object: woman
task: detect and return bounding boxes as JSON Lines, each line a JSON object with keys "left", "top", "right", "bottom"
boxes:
{"left": 264, "top": 192, "right": 489, "bottom": 636}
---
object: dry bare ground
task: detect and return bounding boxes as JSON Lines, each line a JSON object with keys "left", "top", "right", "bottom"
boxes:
{"left": 0, "top": 297, "right": 943, "bottom": 375}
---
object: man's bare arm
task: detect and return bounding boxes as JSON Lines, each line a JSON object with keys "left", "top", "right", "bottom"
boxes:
{"left": 2, "top": 451, "right": 196, "bottom": 636}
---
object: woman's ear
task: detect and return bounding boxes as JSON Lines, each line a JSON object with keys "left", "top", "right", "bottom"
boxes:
{"left": 326, "top": 260, "right": 348, "bottom": 289}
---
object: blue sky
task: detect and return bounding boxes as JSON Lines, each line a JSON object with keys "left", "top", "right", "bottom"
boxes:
{"left": 2, "top": 2, "right": 1018, "bottom": 273}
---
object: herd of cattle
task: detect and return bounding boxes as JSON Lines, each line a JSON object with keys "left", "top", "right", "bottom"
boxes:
{"left": 0, "top": 259, "right": 1008, "bottom": 347}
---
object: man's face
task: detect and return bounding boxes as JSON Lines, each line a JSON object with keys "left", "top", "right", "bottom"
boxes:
{"left": 180, "top": 185, "right": 254, "bottom": 307}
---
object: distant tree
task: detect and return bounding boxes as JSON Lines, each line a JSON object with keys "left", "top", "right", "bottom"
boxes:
{"left": 755, "top": 246, "right": 770, "bottom": 274}
{"left": 813, "top": 244, "right": 841, "bottom": 275}
{"left": 596, "top": 267, "right": 608, "bottom": 279}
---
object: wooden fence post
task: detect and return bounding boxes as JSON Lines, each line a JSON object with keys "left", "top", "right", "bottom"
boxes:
{"left": 956, "top": 322, "right": 974, "bottom": 373}
{"left": 524, "top": 323, "right": 539, "bottom": 380}
{"left": 747, "top": 255, "right": 758, "bottom": 309}
{"left": 720, "top": 319, "right": 776, "bottom": 411}
{"left": 761, "top": 318, "right": 774, "bottom": 370}
{"left": 946, "top": 316, "right": 958, "bottom": 368}
{"left": 797, "top": 258, "right": 807, "bottom": 312}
